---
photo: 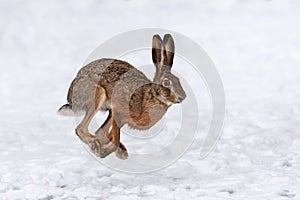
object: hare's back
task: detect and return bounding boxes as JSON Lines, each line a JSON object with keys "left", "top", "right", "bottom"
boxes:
{"left": 76, "top": 58, "right": 145, "bottom": 80}
{"left": 75, "top": 58, "right": 149, "bottom": 96}
{"left": 76, "top": 58, "right": 125, "bottom": 79}
{"left": 99, "top": 59, "right": 150, "bottom": 100}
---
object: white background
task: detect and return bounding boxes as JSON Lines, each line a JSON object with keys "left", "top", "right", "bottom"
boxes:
{"left": 0, "top": 0, "right": 299, "bottom": 199}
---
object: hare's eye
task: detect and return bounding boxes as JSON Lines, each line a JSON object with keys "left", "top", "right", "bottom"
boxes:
{"left": 163, "top": 79, "right": 170, "bottom": 87}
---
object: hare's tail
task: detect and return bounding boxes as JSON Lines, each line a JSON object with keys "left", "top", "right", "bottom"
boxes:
{"left": 57, "top": 103, "right": 84, "bottom": 116}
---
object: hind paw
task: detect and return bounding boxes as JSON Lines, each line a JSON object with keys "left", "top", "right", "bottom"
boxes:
{"left": 88, "top": 138, "right": 103, "bottom": 157}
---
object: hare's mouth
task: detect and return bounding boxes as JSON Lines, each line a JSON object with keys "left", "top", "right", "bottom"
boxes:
{"left": 157, "top": 93, "right": 184, "bottom": 106}
{"left": 174, "top": 97, "right": 184, "bottom": 103}
{"left": 170, "top": 93, "right": 186, "bottom": 104}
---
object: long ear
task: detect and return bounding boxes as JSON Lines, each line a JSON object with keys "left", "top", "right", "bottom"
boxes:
{"left": 162, "top": 34, "right": 175, "bottom": 69}
{"left": 152, "top": 35, "right": 163, "bottom": 68}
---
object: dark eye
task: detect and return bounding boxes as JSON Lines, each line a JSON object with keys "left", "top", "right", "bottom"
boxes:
{"left": 163, "top": 79, "right": 170, "bottom": 87}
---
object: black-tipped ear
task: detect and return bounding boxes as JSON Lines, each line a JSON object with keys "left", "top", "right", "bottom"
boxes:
{"left": 163, "top": 34, "right": 175, "bottom": 68}
{"left": 152, "top": 35, "right": 163, "bottom": 67}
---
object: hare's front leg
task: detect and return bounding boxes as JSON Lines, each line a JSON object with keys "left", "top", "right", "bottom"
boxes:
{"left": 101, "top": 119, "right": 128, "bottom": 160}
{"left": 95, "top": 111, "right": 128, "bottom": 159}
{"left": 115, "top": 142, "right": 128, "bottom": 160}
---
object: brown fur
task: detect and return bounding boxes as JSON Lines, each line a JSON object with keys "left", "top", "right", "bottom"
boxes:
{"left": 59, "top": 34, "right": 186, "bottom": 159}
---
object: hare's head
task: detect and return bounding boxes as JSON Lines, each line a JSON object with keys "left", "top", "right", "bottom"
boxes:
{"left": 152, "top": 34, "right": 186, "bottom": 104}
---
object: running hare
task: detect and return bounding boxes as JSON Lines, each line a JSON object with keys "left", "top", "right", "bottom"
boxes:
{"left": 58, "top": 34, "right": 186, "bottom": 159}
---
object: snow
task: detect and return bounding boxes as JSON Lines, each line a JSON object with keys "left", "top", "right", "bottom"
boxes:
{"left": 0, "top": 0, "right": 300, "bottom": 199}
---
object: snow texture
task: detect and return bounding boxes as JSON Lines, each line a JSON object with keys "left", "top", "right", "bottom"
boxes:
{"left": 0, "top": 0, "right": 300, "bottom": 199}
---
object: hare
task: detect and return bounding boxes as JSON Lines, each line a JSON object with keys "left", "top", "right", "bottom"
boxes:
{"left": 58, "top": 34, "right": 186, "bottom": 159}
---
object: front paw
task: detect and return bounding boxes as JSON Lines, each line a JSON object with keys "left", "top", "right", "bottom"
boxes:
{"left": 115, "top": 143, "right": 128, "bottom": 160}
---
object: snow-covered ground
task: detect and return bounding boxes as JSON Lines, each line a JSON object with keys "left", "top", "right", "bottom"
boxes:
{"left": 1, "top": 0, "right": 300, "bottom": 199}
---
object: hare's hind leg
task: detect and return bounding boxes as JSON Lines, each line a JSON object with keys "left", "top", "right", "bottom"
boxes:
{"left": 75, "top": 107, "right": 106, "bottom": 156}
{"left": 75, "top": 85, "right": 108, "bottom": 157}
{"left": 95, "top": 110, "right": 113, "bottom": 144}
{"left": 75, "top": 108, "right": 96, "bottom": 143}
